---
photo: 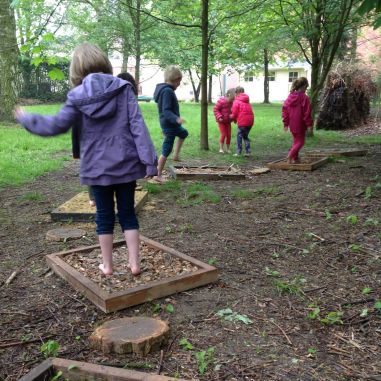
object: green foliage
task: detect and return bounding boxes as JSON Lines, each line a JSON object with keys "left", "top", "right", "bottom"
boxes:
{"left": 358, "top": 0, "right": 381, "bottom": 28}
{"left": 208, "top": 258, "right": 217, "bottom": 265}
{"left": 349, "top": 244, "right": 361, "bottom": 252}
{"left": 178, "top": 183, "right": 220, "bottom": 205}
{"left": 320, "top": 311, "right": 344, "bottom": 325}
{"left": 40, "top": 340, "right": 60, "bottom": 358}
{"left": 325, "top": 209, "right": 333, "bottom": 220}
{"left": 362, "top": 287, "right": 373, "bottom": 295}
{"left": 364, "top": 218, "right": 379, "bottom": 226}
{"left": 179, "top": 338, "right": 193, "bottom": 350}
{"left": 216, "top": 308, "right": 253, "bottom": 325}
{"left": 273, "top": 277, "right": 305, "bottom": 297}
{"left": 18, "top": 191, "right": 44, "bottom": 203}
{"left": 230, "top": 186, "right": 279, "bottom": 199}
{"left": 374, "top": 300, "right": 381, "bottom": 310}
{"left": 306, "top": 306, "right": 321, "bottom": 320}
{"left": 195, "top": 347, "right": 215, "bottom": 375}
{"left": 265, "top": 267, "right": 280, "bottom": 277}
{"left": 346, "top": 214, "right": 358, "bottom": 225}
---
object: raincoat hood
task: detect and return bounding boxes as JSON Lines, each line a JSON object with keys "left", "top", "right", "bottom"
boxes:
{"left": 67, "top": 73, "right": 127, "bottom": 119}
{"left": 235, "top": 93, "right": 250, "bottom": 103}
{"left": 283, "top": 91, "right": 304, "bottom": 108}
{"left": 153, "top": 83, "right": 173, "bottom": 102}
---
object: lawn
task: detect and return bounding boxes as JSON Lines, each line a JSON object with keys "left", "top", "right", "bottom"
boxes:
{"left": 0, "top": 102, "right": 380, "bottom": 188}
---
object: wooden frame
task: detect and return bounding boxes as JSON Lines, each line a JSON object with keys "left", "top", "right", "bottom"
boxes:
{"left": 266, "top": 157, "right": 328, "bottom": 171}
{"left": 46, "top": 235, "right": 218, "bottom": 313}
{"left": 304, "top": 148, "right": 367, "bottom": 157}
{"left": 51, "top": 190, "right": 148, "bottom": 222}
{"left": 18, "top": 358, "right": 190, "bottom": 381}
{"left": 168, "top": 165, "right": 246, "bottom": 180}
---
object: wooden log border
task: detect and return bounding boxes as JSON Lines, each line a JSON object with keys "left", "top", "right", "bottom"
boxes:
{"left": 50, "top": 190, "right": 148, "bottom": 222}
{"left": 304, "top": 148, "right": 367, "bottom": 157}
{"left": 266, "top": 157, "right": 328, "bottom": 171}
{"left": 168, "top": 165, "right": 246, "bottom": 180}
{"left": 46, "top": 235, "right": 218, "bottom": 313}
{"left": 18, "top": 358, "right": 191, "bottom": 381}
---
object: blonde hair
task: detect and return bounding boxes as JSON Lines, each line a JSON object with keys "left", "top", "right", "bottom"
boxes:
{"left": 235, "top": 86, "right": 245, "bottom": 94}
{"left": 69, "top": 43, "right": 113, "bottom": 87}
{"left": 291, "top": 77, "right": 309, "bottom": 92}
{"left": 164, "top": 65, "right": 182, "bottom": 83}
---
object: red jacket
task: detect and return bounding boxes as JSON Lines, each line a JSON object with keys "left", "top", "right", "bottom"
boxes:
{"left": 213, "top": 96, "right": 232, "bottom": 124}
{"left": 282, "top": 91, "right": 313, "bottom": 134}
{"left": 231, "top": 93, "right": 254, "bottom": 127}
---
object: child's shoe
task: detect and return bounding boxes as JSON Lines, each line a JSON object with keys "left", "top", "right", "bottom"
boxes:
{"left": 244, "top": 152, "right": 251, "bottom": 157}
{"left": 233, "top": 153, "right": 241, "bottom": 157}
{"left": 226, "top": 149, "right": 232, "bottom": 154}
{"left": 219, "top": 149, "right": 224, "bottom": 154}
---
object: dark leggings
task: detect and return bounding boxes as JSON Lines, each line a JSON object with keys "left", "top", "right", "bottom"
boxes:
{"left": 91, "top": 182, "right": 139, "bottom": 235}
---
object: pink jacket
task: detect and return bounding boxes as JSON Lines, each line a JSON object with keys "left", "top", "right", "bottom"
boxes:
{"left": 231, "top": 93, "right": 254, "bottom": 127}
{"left": 213, "top": 96, "right": 232, "bottom": 124}
{"left": 282, "top": 91, "right": 313, "bottom": 134}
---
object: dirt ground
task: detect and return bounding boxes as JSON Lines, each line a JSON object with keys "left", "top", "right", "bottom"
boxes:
{"left": 0, "top": 136, "right": 381, "bottom": 380}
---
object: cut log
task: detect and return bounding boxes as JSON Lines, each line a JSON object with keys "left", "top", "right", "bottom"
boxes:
{"left": 90, "top": 317, "right": 169, "bottom": 356}
{"left": 46, "top": 228, "right": 86, "bottom": 242}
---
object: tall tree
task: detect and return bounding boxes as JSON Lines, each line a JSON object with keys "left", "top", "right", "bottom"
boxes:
{"left": 0, "top": 0, "right": 19, "bottom": 121}
{"left": 275, "top": 0, "right": 364, "bottom": 116}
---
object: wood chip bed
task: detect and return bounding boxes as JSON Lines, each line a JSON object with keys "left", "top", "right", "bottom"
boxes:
{"left": 267, "top": 156, "right": 328, "bottom": 171}
{"left": 168, "top": 165, "right": 246, "bottom": 180}
{"left": 64, "top": 243, "right": 199, "bottom": 293}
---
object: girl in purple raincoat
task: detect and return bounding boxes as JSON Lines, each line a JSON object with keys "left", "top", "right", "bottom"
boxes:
{"left": 15, "top": 43, "right": 158, "bottom": 276}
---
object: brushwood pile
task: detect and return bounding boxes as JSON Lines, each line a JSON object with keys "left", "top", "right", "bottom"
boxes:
{"left": 316, "top": 68, "right": 376, "bottom": 130}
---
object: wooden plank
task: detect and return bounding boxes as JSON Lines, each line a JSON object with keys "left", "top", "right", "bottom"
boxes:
{"left": 266, "top": 157, "right": 328, "bottom": 171}
{"left": 19, "top": 358, "right": 192, "bottom": 381}
{"left": 18, "top": 359, "right": 53, "bottom": 381}
{"left": 305, "top": 148, "right": 367, "bottom": 157}
{"left": 51, "top": 191, "right": 148, "bottom": 222}
{"left": 46, "top": 236, "right": 218, "bottom": 313}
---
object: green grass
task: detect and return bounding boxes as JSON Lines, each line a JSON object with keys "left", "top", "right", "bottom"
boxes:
{"left": 1, "top": 102, "right": 380, "bottom": 189}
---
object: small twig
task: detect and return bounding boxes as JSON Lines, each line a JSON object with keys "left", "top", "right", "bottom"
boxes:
{"left": 340, "top": 298, "right": 375, "bottom": 307}
{"left": 0, "top": 311, "right": 29, "bottom": 317}
{"left": 157, "top": 350, "right": 164, "bottom": 375}
{"left": 0, "top": 336, "right": 51, "bottom": 349}
{"left": 4, "top": 270, "right": 18, "bottom": 286}
{"left": 268, "top": 319, "right": 293, "bottom": 346}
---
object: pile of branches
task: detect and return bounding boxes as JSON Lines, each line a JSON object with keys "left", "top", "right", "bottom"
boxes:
{"left": 316, "top": 67, "right": 377, "bottom": 130}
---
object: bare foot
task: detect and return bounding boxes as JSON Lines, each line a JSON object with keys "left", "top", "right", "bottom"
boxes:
{"left": 89, "top": 200, "right": 96, "bottom": 207}
{"left": 286, "top": 157, "right": 292, "bottom": 164}
{"left": 130, "top": 266, "right": 141, "bottom": 276}
{"left": 172, "top": 157, "right": 181, "bottom": 162}
{"left": 292, "top": 159, "right": 301, "bottom": 164}
{"left": 99, "top": 264, "right": 113, "bottom": 275}
{"left": 150, "top": 176, "right": 166, "bottom": 184}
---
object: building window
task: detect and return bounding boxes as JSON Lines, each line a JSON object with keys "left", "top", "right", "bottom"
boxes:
{"left": 244, "top": 72, "right": 254, "bottom": 82}
{"left": 289, "top": 72, "right": 298, "bottom": 82}
{"left": 269, "top": 71, "right": 275, "bottom": 81}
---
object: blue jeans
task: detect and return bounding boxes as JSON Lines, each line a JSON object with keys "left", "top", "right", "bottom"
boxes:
{"left": 237, "top": 126, "right": 252, "bottom": 154}
{"left": 91, "top": 182, "right": 139, "bottom": 235}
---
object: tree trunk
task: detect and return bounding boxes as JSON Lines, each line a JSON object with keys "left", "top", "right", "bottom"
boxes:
{"left": 122, "top": 39, "right": 129, "bottom": 72}
{"left": 263, "top": 49, "right": 270, "bottom": 104}
{"left": 188, "top": 69, "right": 200, "bottom": 102}
{"left": 200, "top": 0, "right": 209, "bottom": 150}
{"left": 208, "top": 74, "right": 212, "bottom": 103}
{"left": 134, "top": 0, "right": 141, "bottom": 93}
{"left": 0, "top": 0, "right": 19, "bottom": 121}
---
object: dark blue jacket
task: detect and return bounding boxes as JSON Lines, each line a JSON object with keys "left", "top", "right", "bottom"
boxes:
{"left": 18, "top": 73, "right": 158, "bottom": 185}
{"left": 153, "top": 83, "right": 181, "bottom": 130}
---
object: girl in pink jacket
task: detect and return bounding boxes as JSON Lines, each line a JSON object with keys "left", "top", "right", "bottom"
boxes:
{"left": 282, "top": 77, "right": 313, "bottom": 163}
{"left": 213, "top": 88, "right": 235, "bottom": 153}
{"left": 231, "top": 86, "right": 254, "bottom": 157}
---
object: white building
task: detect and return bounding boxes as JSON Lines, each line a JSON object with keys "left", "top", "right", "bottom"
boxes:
{"left": 111, "top": 57, "right": 311, "bottom": 103}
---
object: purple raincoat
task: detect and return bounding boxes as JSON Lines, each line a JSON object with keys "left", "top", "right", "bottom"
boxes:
{"left": 17, "top": 73, "right": 158, "bottom": 185}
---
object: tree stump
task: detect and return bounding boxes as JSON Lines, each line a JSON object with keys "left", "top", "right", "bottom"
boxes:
{"left": 89, "top": 317, "right": 169, "bottom": 356}
{"left": 46, "top": 227, "right": 86, "bottom": 242}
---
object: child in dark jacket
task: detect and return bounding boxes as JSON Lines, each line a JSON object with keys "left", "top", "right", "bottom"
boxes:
{"left": 213, "top": 88, "right": 235, "bottom": 153}
{"left": 282, "top": 77, "right": 313, "bottom": 163}
{"left": 153, "top": 65, "right": 188, "bottom": 182}
{"left": 15, "top": 43, "right": 158, "bottom": 276}
{"left": 231, "top": 86, "right": 254, "bottom": 157}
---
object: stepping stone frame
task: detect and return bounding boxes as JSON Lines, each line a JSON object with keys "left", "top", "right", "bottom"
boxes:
{"left": 51, "top": 190, "right": 148, "bottom": 222}
{"left": 266, "top": 156, "right": 328, "bottom": 171}
{"left": 19, "top": 358, "right": 189, "bottom": 381}
{"left": 168, "top": 164, "right": 246, "bottom": 180}
{"left": 304, "top": 147, "right": 368, "bottom": 157}
{"left": 46, "top": 235, "right": 218, "bottom": 313}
